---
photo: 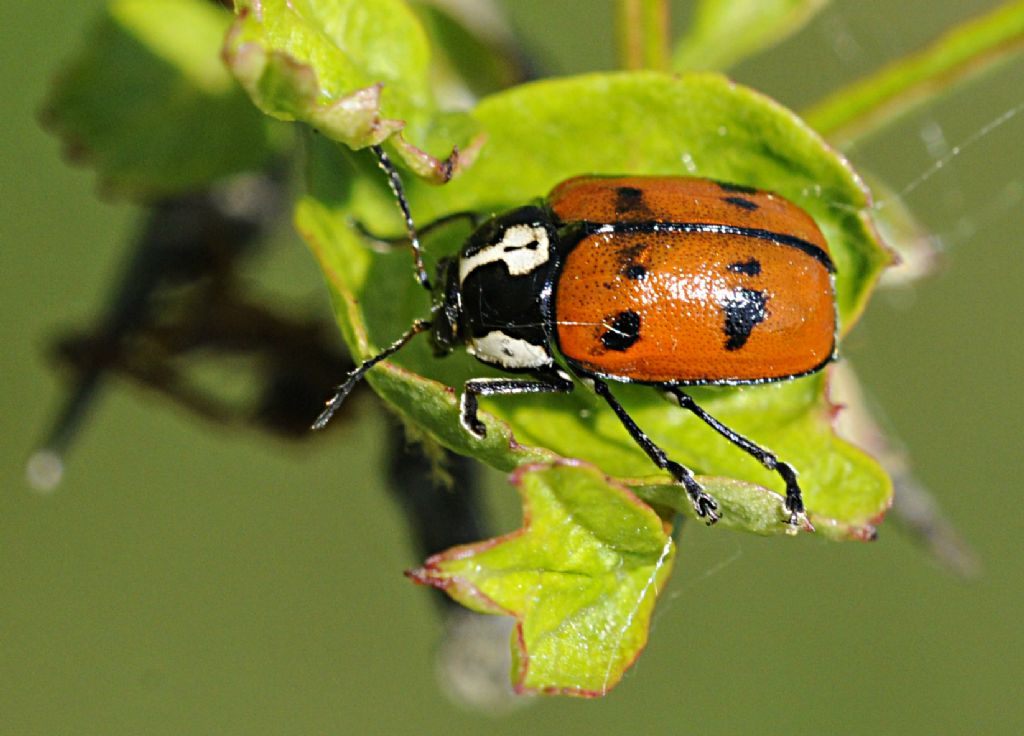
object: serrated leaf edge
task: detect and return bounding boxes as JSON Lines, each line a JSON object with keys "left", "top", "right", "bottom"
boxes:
{"left": 407, "top": 459, "right": 674, "bottom": 697}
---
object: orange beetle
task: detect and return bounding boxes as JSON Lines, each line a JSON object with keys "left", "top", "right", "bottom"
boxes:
{"left": 316, "top": 150, "right": 838, "bottom": 529}
{"left": 551, "top": 176, "right": 836, "bottom": 384}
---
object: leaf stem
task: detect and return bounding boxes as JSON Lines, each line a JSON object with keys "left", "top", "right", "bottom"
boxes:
{"left": 805, "top": 0, "right": 1024, "bottom": 147}
{"left": 616, "top": 0, "right": 670, "bottom": 71}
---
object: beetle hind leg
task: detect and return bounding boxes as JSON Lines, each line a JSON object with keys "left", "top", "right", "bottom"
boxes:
{"left": 666, "top": 387, "right": 812, "bottom": 531}
{"left": 590, "top": 378, "right": 720, "bottom": 525}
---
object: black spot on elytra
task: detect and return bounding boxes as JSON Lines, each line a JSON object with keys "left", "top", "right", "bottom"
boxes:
{"left": 624, "top": 263, "right": 647, "bottom": 280}
{"left": 614, "top": 240, "right": 650, "bottom": 276}
{"left": 721, "top": 287, "right": 767, "bottom": 351}
{"left": 727, "top": 258, "right": 761, "bottom": 276}
{"left": 723, "top": 196, "right": 759, "bottom": 211}
{"left": 716, "top": 181, "right": 758, "bottom": 195}
{"left": 615, "top": 186, "right": 653, "bottom": 216}
{"left": 600, "top": 310, "right": 641, "bottom": 351}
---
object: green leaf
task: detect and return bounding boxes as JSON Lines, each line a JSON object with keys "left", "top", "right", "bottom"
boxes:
{"left": 408, "top": 461, "right": 675, "bottom": 697}
{"left": 673, "top": 0, "right": 829, "bottom": 72}
{"left": 411, "top": 1, "right": 527, "bottom": 101}
{"left": 298, "top": 71, "right": 893, "bottom": 535}
{"left": 805, "top": 0, "right": 1024, "bottom": 147}
{"left": 43, "top": 0, "right": 285, "bottom": 198}
{"left": 224, "top": 0, "right": 478, "bottom": 170}
{"left": 864, "top": 176, "right": 940, "bottom": 289}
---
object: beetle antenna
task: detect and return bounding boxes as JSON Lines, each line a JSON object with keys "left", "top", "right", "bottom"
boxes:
{"left": 312, "top": 319, "right": 433, "bottom": 430}
{"left": 371, "top": 145, "right": 432, "bottom": 291}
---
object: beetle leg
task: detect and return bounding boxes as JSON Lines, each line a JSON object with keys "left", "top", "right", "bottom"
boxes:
{"left": 590, "top": 378, "right": 720, "bottom": 525}
{"left": 666, "top": 387, "right": 811, "bottom": 531}
{"left": 460, "top": 374, "right": 574, "bottom": 439}
{"left": 353, "top": 210, "right": 483, "bottom": 246}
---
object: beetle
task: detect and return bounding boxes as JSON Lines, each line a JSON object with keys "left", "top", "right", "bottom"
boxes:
{"left": 314, "top": 146, "right": 837, "bottom": 529}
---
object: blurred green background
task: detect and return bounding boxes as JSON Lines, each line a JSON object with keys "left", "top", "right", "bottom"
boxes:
{"left": 2, "top": 1, "right": 1022, "bottom": 733}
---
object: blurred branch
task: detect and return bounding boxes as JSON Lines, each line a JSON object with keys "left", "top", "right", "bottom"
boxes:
{"left": 806, "top": 0, "right": 1024, "bottom": 147}
{"left": 616, "top": 0, "right": 670, "bottom": 71}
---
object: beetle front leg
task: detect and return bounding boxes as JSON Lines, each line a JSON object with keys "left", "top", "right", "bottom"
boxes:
{"left": 666, "top": 387, "right": 811, "bottom": 531}
{"left": 353, "top": 210, "right": 483, "bottom": 248}
{"left": 459, "top": 374, "right": 574, "bottom": 439}
{"left": 590, "top": 378, "right": 720, "bottom": 524}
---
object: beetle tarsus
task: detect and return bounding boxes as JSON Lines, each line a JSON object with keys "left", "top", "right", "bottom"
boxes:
{"left": 666, "top": 459, "right": 720, "bottom": 524}
{"left": 695, "top": 493, "right": 721, "bottom": 525}
{"left": 776, "top": 461, "right": 813, "bottom": 532}
{"left": 462, "top": 405, "right": 488, "bottom": 440}
{"left": 784, "top": 504, "right": 813, "bottom": 534}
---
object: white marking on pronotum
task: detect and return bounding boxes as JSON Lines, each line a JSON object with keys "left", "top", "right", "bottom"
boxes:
{"left": 459, "top": 224, "right": 550, "bottom": 284}
{"left": 467, "top": 331, "right": 552, "bottom": 370}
